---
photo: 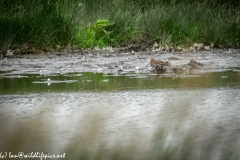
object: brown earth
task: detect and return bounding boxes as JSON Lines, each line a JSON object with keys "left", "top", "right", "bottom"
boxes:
{"left": 0, "top": 48, "right": 240, "bottom": 76}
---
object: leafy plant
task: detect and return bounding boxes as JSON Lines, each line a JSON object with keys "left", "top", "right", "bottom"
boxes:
{"left": 74, "top": 19, "right": 119, "bottom": 48}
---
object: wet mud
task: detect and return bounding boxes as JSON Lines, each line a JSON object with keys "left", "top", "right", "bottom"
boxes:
{"left": 0, "top": 48, "right": 240, "bottom": 76}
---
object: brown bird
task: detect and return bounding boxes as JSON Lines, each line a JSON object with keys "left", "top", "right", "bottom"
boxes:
{"left": 146, "top": 58, "right": 170, "bottom": 71}
{"left": 150, "top": 58, "right": 170, "bottom": 68}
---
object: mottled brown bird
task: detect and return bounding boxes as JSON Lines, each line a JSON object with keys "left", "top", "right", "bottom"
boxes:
{"left": 146, "top": 58, "right": 170, "bottom": 71}
{"left": 150, "top": 58, "right": 169, "bottom": 68}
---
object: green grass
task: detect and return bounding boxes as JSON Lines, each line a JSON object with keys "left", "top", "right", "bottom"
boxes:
{"left": 139, "top": 2, "right": 240, "bottom": 47}
{"left": 0, "top": 0, "right": 240, "bottom": 51}
{"left": 73, "top": 0, "right": 141, "bottom": 49}
{"left": 0, "top": 0, "right": 79, "bottom": 51}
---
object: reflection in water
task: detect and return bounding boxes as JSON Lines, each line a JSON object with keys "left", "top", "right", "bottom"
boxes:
{"left": 0, "top": 70, "right": 240, "bottom": 159}
{"left": 1, "top": 88, "right": 240, "bottom": 157}
{"left": 0, "top": 70, "right": 240, "bottom": 93}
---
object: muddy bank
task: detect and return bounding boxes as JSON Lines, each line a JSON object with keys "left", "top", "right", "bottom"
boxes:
{"left": 0, "top": 49, "right": 240, "bottom": 76}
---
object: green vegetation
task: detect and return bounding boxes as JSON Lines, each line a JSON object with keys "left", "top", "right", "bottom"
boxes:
{"left": 74, "top": 19, "right": 122, "bottom": 48}
{"left": 0, "top": 0, "right": 79, "bottom": 51}
{"left": 0, "top": 0, "right": 240, "bottom": 51}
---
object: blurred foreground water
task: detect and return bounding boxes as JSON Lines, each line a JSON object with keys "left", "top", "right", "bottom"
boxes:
{"left": 0, "top": 70, "right": 240, "bottom": 159}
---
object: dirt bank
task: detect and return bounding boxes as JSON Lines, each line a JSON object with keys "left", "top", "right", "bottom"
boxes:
{"left": 0, "top": 48, "right": 240, "bottom": 76}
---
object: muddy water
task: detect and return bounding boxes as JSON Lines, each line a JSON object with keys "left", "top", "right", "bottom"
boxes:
{"left": 0, "top": 50, "right": 240, "bottom": 157}
{"left": 0, "top": 69, "right": 240, "bottom": 93}
{"left": 0, "top": 69, "right": 240, "bottom": 154}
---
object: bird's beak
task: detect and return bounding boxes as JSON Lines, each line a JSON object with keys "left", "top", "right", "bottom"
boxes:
{"left": 145, "top": 62, "right": 150, "bottom": 68}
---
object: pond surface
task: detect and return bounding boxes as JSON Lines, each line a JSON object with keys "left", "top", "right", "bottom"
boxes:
{"left": 0, "top": 68, "right": 240, "bottom": 157}
{"left": 1, "top": 69, "right": 240, "bottom": 93}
